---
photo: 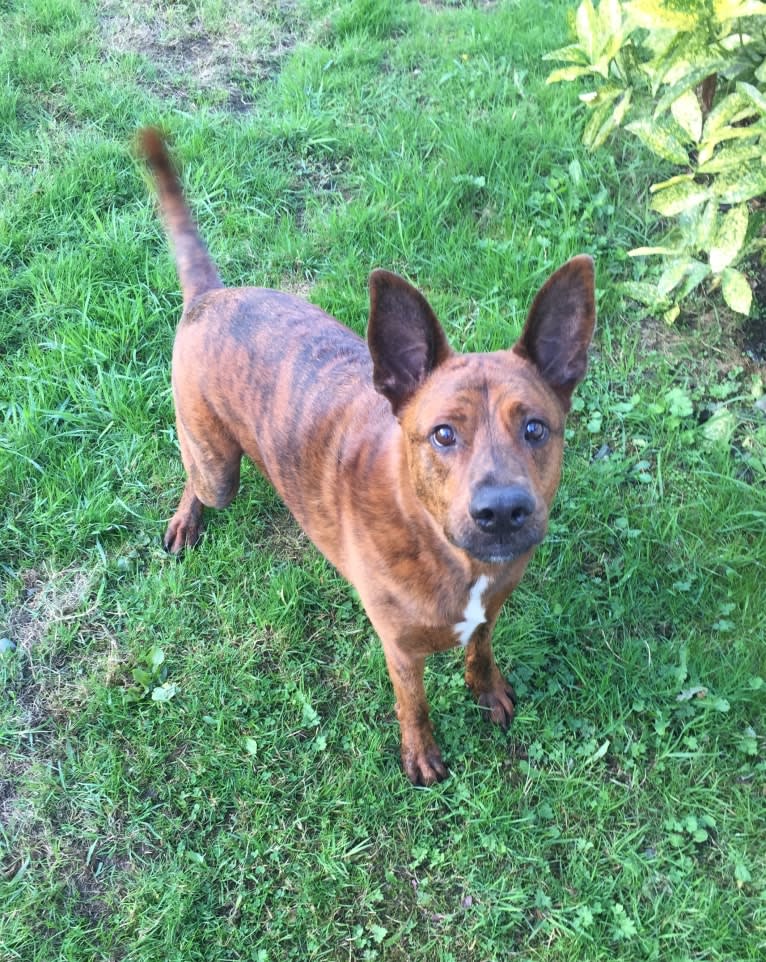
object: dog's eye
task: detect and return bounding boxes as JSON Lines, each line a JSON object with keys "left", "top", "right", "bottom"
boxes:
{"left": 432, "top": 424, "right": 457, "bottom": 448}
{"left": 524, "top": 419, "right": 548, "bottom": 444}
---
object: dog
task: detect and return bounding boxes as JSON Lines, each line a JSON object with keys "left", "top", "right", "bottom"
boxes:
{"left": 138, "top": 128, "right": 596, "bottom": 785}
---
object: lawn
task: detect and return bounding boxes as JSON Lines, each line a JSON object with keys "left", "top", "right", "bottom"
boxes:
{"left": 1, "top": 0, "right": 764, "bottom": 959}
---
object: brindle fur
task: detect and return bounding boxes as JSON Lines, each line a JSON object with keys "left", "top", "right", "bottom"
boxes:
{"left": 139, "top": 128, "right": 596, "bottom": 785}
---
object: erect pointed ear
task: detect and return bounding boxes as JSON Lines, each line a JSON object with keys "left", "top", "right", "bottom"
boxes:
{"left": 367, "top": 269, "right": 453, "bottom": 416}
{"left": 512, "top": 255, "right": 596, "bottom": 411}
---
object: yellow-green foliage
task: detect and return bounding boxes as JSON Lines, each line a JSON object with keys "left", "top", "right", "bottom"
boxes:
{"left": 546, "top": 0, "right": 766, "bottom": 319}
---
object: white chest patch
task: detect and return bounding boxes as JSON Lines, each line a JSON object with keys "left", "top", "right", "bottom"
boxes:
{"left": 454, "top": 575, "right": 490, "bottom": 647}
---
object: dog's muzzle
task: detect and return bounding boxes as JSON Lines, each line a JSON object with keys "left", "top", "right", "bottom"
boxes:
{"left": 454, "top": 483, "right": 545, "bottom": 564}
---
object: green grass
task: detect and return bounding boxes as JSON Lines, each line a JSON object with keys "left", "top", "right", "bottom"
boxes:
{"left": 1, "top": 0, "right": 764, "bottom": 959}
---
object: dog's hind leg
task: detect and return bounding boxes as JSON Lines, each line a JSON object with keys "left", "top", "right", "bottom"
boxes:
{"left": 163, "top": 412, "right": 242, "bottom": 552}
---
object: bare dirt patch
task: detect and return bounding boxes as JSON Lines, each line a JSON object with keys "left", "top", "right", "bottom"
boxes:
{"left": 6, "top": 567, "right": 93, "bottom": 656}
{"left": 99, "top": 0, "right": 306, "bottom": 111}
{"left": 1, "top": 566, "right": 100, "bottom": 826}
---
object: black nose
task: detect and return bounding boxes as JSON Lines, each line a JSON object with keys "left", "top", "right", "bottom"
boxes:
{"left": 470, "top": 484, "right": 535, "bottom": 534}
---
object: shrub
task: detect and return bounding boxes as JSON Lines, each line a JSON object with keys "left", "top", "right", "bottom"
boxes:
{"left": 546, "top": 0, "right": 766, "bottom": 320}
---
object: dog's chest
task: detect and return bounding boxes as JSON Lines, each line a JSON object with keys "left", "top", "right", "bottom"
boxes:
{"left": 453, "top": 575, "right": 490, "bottom": 646}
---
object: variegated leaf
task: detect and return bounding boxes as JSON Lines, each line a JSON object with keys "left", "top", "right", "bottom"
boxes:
{"left": 575, "top": 0, "right": 598, "bottom": 63}
{"left": 655, "top": 61, "right": 730, "bottom": 117}
{"left": 597, "top": 30, "right": 625, "bottom": 72}
{"left": 619, "top": 281, "right": 668, "bottom": 307}
{"left": 736, "top": 81, "right": 766, "bottom": 113}
{"left": 627, "top": 0, "right": 699, "bottom": 30}
{"left": 703, "top": 92, "right": 756, "bottom": 139}
{"left": 547, "top": 65, "right": 594, "bottom": 84}
{"left": 698, "top": 142, "right": 763, "bottom": 174}
{"left": 600, "top": 0, "right": 624, "bottom": 35}
{"left": 658, "top": 259, "right": 698, "bottom": 296}
{"left": 543, "top": 44, "right": 590, "bottom": 65}
{"left": 698, "top": 123, "right": 764, "bottom": 165}
{"left": 713, "top": 0, "right": 766, "bottom": 20}
{"left": 671, "top": 89, "right": 703, "bottom": 143}
{"left": 649, "top": 173, "right": 694, "bottom": 193}
{"left": 626, "top": 119, "right": 689, "bottom": 164}
{"left": 721, "top": 268, "right": 753, "bottom": 315}
{"left": 663, "top": 304, "right": 681, "bottom": 324}
{"left": 677, "top": 260, "right": 711, "bottom": 299}
{"left": 650, "top": 181, "right": 709, "bottom": 216}
{"left": 713, "top": 164, "right": 766, "bottom": 204}
{"left": 582, "top": 88, "right": 623, "bottom": 147}
{"left": 691, "top": 201, "right": 719, "bottom": 251}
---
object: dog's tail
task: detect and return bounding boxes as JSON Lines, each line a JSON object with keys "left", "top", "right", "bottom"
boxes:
{"left": 137, "top": 128, "right": 223, "bottom": 310}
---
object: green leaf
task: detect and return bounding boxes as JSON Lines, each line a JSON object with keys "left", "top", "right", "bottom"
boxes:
{"left": 131, "top": 668, "right": 153, "bottom": 689}
{"left": 151, "top": 682, "right": 178, "bottom": 702}
{"left": 452, "top": 174, "right": 486, "bottom": 188}
{"left": 149, "top": 647, "right": 165, "bottom": 671}
{"left": 734, "top": 861, "right": 753, "bottom": 885}
{"left": 671, "top": 88, "right": 703, "bottom": 142}
{"left": 709, "top": 204, "right": 748, "bottom": 273}
{"left": 665, "top": 386, "right": 694, "bottom": 418}
{"left": 626, "top": 119, "right": 689, "bottom": 163}
{"left": 300, "top": 700, "right": 321, "bottom": 727}
{"left": 721, "top": 267, "right": 752, "bottom": 314}
{"left": 650, "top": 181, "right": 709, "bottom": 216}
{"left": 370, "top": 925, "right": 388, "bottom": 945}
{"left": 702, "top": 408, "right": 737, "bottom": 444}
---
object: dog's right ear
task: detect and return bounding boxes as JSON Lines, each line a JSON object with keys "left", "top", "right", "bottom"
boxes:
{"left": 367, "top": 270, "right": 453, "bottom": 416}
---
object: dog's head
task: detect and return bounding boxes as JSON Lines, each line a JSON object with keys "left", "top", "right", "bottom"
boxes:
{"left": 367, "top": 257, "right": 596, "bottom": 565}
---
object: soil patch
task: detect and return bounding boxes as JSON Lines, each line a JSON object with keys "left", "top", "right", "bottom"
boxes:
{"left": 99, "top": 0, "right": 305, "bottom": 111}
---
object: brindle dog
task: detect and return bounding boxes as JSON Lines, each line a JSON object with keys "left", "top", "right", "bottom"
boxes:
{"left": 139, "top": 128, "right": 596, "bottom": 785}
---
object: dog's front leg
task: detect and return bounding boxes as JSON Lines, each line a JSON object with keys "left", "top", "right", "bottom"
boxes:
{"left": 379, "top": 640, "right": 448, "bottom": 786}
{"left": 464, "top": 623, "right": 516, "bottom": 729}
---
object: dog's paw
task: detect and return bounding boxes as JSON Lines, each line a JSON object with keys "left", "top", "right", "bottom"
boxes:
{"left": 163, "top": 513, "right": 202, "bottom": 553}
{"left": 401, "top": 738, "right": 449, "bottom": 786}
{"left": 476, "top": 682, "right": 516, "bottom": 730}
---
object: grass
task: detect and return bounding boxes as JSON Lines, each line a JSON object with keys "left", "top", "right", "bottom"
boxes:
{"left": 1, "top": 0, "right": 764, "bottom": 959}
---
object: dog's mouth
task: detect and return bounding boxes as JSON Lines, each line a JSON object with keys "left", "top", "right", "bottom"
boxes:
{"left": 450, "top": 520, "right": 546, "bottom": 566}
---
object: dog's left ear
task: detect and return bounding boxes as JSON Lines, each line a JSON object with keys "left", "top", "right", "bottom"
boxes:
{"left": 367, "top": 270, "right": 453, "bottom": 416}
{"left": 513, "top": 255, "right": 596, "bottom": 410}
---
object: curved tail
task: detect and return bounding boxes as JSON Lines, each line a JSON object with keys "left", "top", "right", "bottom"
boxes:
{"left": 137, "top": 128, "right": 223, "bottom": 309}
